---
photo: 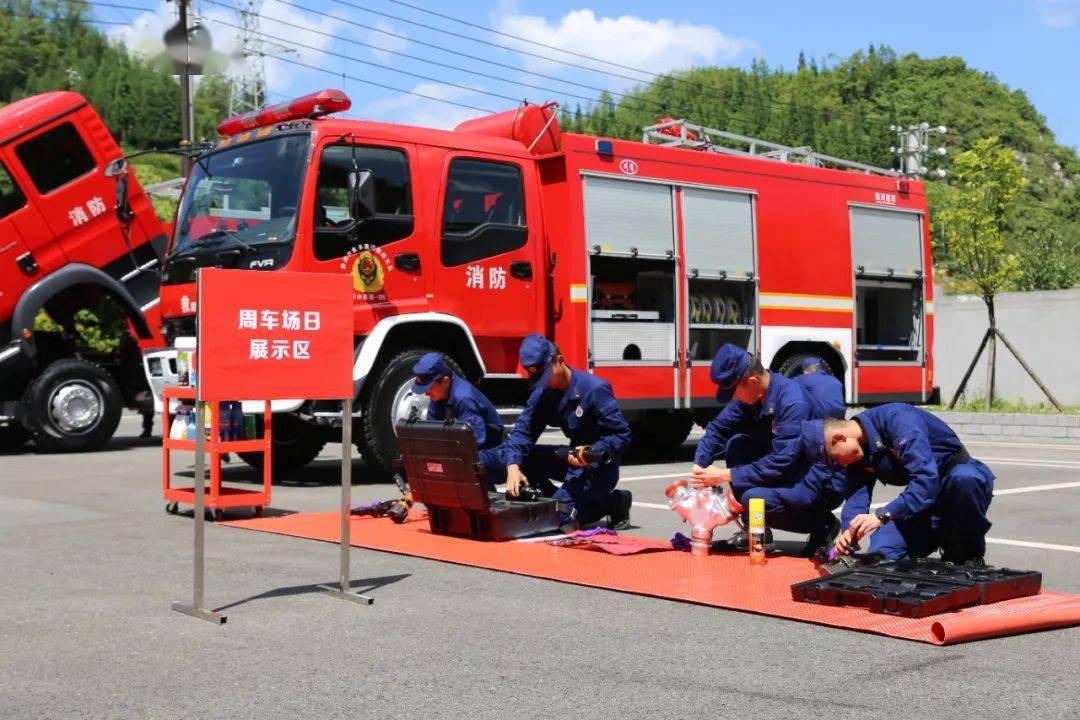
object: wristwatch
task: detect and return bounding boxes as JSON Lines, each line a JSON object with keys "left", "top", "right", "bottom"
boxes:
{"left": 874, "top": 507, "right": 894, "bottom": 524}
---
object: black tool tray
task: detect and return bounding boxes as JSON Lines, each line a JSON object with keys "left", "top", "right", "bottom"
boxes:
{"left": 791, "top": 559, "right": 1042, "bottom": 619}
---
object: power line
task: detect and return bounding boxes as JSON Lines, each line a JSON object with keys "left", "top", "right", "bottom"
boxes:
{"left": 209, "top": 15, "right": 528, "bottom": 106}
{"left": 201, "top": 0, "right": 656, "bottom": 111}
{"left": 267, "top": 0, "right": 662, "bottom": 110}
{"left": 317, "top": 0, "right": 890, "bottom": 125}
{"left": 262, "top": 52, "right": 498, "bottom": 114}
{"left": 383, "top": 0, "right": 668, "bottom": 82}
{"left": 323, "top": 0, "right": 651, "bottom": 86}
{"left": 80, "top": 0, "right": 525, "bottom": 107}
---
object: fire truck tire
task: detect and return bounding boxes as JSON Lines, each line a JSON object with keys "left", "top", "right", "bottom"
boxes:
{"left": 632, "top": 410, "right": 694, "bottom": 457}
{"left": 778, "top": 352, "right": 828, "bottom": 379}
{"left": 238, "top": 414, "right": 326, "bottom": 472}
{"left": 362, "top": 347, "right": 464, "bottom": 478}
{"left": 21, "top": 358, "right": 122, "bottom": 452}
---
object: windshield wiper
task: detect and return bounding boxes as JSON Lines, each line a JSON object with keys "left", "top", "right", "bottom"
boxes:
{"left": 191, "top": 228, "right": 258, "bottom": 255}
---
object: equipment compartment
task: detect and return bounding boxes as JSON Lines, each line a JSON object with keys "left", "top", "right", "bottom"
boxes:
{"left": 687, "top": 277, "right": 755, "bottom": 362}
{"left": 589, "top": 256, "right": 677, "bottom": 363}
{"left": 855, "top": 278, "right": 922, "bottom": 362}
{"left": 873, "top": 559, "right": 1042, "bottom": 603}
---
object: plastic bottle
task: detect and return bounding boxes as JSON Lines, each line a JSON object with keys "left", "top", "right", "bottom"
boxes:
{"left": 227, "top": 402, "right": 242, "bottom": 441}
{"left": 169, "top": 409, "right": 185, "bottom": 440}
{"left": 749, "top": 497, "right": 767, "bottom": 565}
{"left": 244, "top": 412, "right": 257, "bottom": 440}
{"left": 184, "top": 408, "right": 197, "bottom": 441}
{"left": 176, "top": 351, "right": 189, "bottom": 386}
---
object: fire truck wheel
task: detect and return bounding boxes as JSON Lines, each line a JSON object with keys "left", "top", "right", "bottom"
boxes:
{"left": 238, "top": 414, "right": 326, "bottom": 472}
{"left": 22, "top": 359, "right": 122, "bottom": 452}
{"left": 362, "top": 347, "right": 463, "bottom": 478}
{"left": 778, "top": 352, "right": 828, "bottom": 379}
{"left": 632, "top": 410, "right": 694, "bottom": 458}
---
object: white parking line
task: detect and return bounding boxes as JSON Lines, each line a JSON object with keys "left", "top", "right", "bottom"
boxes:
{"left": 966, "top": 440, "right": 1080, "bottom": 451}
{"left": 985, "top": 538, "right": 1080, "bottom": 553}
{"left": 620, "top": 472, "right": 685, "bottom": 483}
{"left": 981, "top": 456, "right": 1080, "bottom": 469}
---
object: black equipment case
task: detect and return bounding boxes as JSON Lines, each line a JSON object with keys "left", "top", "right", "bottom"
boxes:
{"left": 396, "top": 419, "right": 562, "bottom": 541}
{"left": 791, "top": 558, "right": 1042, "bottom": 618}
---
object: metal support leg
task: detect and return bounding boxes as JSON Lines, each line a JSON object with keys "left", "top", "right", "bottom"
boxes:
{"left": 173, "top": 399, "right": 227, "bottom": 624}
{"left": 319, "top": 396, "right": 374, "bottom": 605}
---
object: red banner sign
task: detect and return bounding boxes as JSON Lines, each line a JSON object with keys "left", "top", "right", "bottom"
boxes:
{"left": 196, "top": 269, "right": 353, "bottom": 401}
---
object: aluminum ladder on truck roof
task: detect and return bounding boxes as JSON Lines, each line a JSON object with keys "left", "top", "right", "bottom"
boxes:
{"left": 642, "top": 118, "right": 903, "bottom": 177}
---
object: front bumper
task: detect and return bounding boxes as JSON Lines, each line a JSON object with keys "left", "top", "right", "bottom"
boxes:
{"left": 142, "top": 338, "right": 304, "bottom": 414}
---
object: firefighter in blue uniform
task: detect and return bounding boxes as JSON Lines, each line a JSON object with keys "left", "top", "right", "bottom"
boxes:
{"left": 801, "top": 404, "right": 995, "bottom": 564}
{"left": 484, "top": 334, "right": 633, "bottom": 530}
{"left": 794, "top": 356, "right": 846, "bottom": 419}
{"left": 411, "top": 353, "right": 503, "bottom": 451}
{"left": 690, "top": 344, "right": 843, "bottom": 552}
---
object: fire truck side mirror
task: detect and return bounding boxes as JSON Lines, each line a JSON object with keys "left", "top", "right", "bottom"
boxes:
{"left": 114, "top": 174, "right": 134, "bottom": 223}
{"left": 104, "top": 157, "right": 128, "bottom": 178}
{"left": 348, "top": 169, "right": 377, "bottom": 221}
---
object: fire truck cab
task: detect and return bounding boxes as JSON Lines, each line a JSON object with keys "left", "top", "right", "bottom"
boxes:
{"left": 1, "top": 92, "right": 166, "bottom": 451}
{"left": 144, "top": 90, "right": 935, "bottom": 477}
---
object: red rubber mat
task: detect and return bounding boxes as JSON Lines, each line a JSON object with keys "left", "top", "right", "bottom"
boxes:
{"left": 223, "top": 511, "right": 1080, "bottom": 645}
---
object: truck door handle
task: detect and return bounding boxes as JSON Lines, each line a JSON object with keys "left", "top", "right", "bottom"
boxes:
{"left": 510, "top": 261, "right": 532, "bottom": 280}
{"left": 394, "top": 252, "right": 421, "bottom": 272}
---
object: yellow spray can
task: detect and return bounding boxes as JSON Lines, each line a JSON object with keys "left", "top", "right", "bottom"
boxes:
{"left": 749, "top": 497, "right": 767, "bottom": 565}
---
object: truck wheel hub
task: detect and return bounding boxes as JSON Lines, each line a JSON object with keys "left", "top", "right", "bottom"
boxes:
{"left": 391, "top": 380, "right": 428, "bottom": 436}
{"left": 49, "top": 382, "right": 102, "bottom": 433}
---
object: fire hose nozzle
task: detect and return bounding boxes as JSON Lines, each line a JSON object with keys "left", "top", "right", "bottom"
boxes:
{"left": 667, "top": 480, "right": 742, "bottom": 557}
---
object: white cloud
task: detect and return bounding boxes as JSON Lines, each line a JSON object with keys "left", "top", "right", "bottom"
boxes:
{"left": 492, "top": 8, "right": 756, "bottom": 87}
{"left": 1034, "top": 0, "right": 1078, "bottom": 26}
{"left": 363, "top": 83, "right": 489, "bottom": 130}
{"left": 365, "top": 20, "right": 409, "bottom": 63}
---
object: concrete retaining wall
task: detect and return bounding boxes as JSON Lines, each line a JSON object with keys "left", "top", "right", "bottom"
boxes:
{"left": 932, "top": 411, "right": 1080, "bottom": 446}
{"left": 933, "top": 288, "right": 1080, "bottom": 407}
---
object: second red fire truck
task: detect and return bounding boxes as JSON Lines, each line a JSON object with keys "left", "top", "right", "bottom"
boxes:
{"left": 142, "top": 90, "right": 936, "bottom": 476}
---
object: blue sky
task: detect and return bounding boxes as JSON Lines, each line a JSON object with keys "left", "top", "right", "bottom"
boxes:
{"left": 105, "top": 0, "right": 1080, "bottom": 149}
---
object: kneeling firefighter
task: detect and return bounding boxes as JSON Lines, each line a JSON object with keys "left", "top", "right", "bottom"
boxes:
{"left": 802, "top": 404, "right": 995, "bottom": 565}
{"left": 689, "top": 344, "right": 844, "bottom": 554}
{"left": 411, "top": 352, "right": 504, "bottom": 451}
{"left": 482, "top": 334, "right": 633, "bottom": 531}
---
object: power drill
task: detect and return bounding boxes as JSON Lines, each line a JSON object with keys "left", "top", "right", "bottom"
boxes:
{"left": 553, "top": 445, "right": 612, "bottom": 465}
{"left": 350, "top": 473, "right": 414, "bottom": 524}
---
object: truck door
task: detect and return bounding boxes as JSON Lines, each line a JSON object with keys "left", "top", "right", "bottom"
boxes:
{"left": 849, "top": 204, "right": 926, "bottom": 403}
{"left": 432, "top": 154, "right": 542, "bottom": 373}
{"left": 0, "top": 157, "right": 60, "bottom": 322}
{"left": 10, "top": 118, "right": 137, "bottom": 280}
{"left": 303, "top": 140, "right": 429, "bottom": 319}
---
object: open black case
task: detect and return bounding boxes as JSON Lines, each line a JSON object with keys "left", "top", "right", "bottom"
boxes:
{"left": 396, "top": 419, "right": 562, "bottom": 541}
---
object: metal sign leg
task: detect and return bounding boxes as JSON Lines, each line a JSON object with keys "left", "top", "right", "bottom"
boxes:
{"left": 320, "top": 396, "right": 374, "bottom": 605}
{"left": 173, "top": 399, "right": 227, "bottom": 624}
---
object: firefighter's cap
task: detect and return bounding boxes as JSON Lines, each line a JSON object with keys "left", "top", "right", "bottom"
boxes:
{"left": 710, "top": 343, "right": 750, "bottom": 402}
{"left": 519, "top": 333, "right": 557, "bottom": 389}
{"left": 411, "top": 352, "right": 451, "bottom": 394}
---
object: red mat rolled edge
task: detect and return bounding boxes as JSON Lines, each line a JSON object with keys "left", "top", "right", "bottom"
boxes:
{"left": 222, "top": 511, "right": 1080, "bottom": 645}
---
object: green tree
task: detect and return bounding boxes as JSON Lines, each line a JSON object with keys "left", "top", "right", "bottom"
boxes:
{"left": 939, "top": 138, "right": 1060, "bottom": 410}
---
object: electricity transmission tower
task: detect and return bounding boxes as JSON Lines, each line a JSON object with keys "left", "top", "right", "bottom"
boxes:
{"left": 227, "top": 0, "right": 293, "bottom": 115}
{"left": 890, "top": 123, "right": 949, "bottom": 178}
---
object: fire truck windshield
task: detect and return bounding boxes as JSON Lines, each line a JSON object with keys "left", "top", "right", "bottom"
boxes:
{"left": 170, "top": 134, "right": 310, "bottom": 258}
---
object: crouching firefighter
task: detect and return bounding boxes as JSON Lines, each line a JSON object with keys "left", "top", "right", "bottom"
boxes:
{"left": 689, "top": 344, "right": 843, "bottom": 554}
{"left": 482, "top": 334, "right": 633, "bottom": 531}
{"left": 411, "top": 352, "right": 504, "bottom": 451}
{"left": 801, "top": 404, "right": 995, "bottom": 565}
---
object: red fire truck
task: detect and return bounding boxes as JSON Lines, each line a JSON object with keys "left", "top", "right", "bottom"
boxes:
{"left": 142, "top": 90, "right": 936, "bottom": 476}
{"left": 1, "top": 91, "right": 166, "bottom": 451}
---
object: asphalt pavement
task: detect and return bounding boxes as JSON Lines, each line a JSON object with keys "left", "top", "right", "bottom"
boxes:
{"left": 1, "top": 413, "right": 1078, "bottom": 719}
